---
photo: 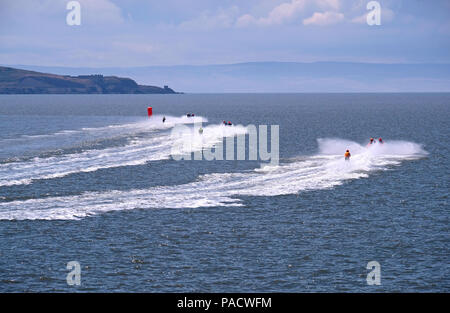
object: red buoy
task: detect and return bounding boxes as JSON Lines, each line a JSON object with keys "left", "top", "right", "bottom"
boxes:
{"left": 147, "top": 107, "right": 152, "bottom": 117}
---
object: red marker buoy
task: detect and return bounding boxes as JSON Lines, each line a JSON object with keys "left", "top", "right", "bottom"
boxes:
{"left": 147, "top": 107, "right": 152, "bottom": 117}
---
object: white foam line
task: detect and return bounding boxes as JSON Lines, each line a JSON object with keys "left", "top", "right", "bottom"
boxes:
{"left": 0, "top": 138, "right": 427, "bottom": 220}
{"left": 0, "top": 115, "right": 208, "bottom": 145}
{"left": 0, "top": 135, "right": 171, "bottom": 186}
{"left": 0, "top": 121, "right": 245, "bottom": 187}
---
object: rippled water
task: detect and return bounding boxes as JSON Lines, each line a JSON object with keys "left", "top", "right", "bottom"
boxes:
{"left": 0, "top": 93, "right": 448, "bottom": 292}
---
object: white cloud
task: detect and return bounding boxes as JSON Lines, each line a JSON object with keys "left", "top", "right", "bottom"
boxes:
{"left": 235, "top": 14, "right": 257, "bottom": 28}
{"left": 235, "top": 0, "right": 345, "bottom": 27}
{"left": 303, "top": 11, "right": 344, "bottom": 26}
{"left": 350, "top": 14, "right": 366, "bottom": 24}
{"left": 237, "top": 0, "right": 307, "bottom": 27}
{"left": 179, "top": 6, "right": 240, "bottom": 30}
{"left": 316, "top": 0, "right": 340, "bottom": 11}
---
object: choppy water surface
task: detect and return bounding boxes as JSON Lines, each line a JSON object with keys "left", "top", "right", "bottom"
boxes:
{"left": 0, "top": 94, "right": 448, "bottom": 292}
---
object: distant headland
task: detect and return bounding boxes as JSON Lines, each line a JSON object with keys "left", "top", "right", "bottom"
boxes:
{"left": 0, "top": 66, "right": 178, "bottom": 94}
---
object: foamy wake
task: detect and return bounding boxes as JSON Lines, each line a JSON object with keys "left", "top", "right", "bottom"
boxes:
{"left": 0, "top": 138, "right": 427, "bottom": 220}
{"left": 0, "top": 114, "right": 207, "bottom": 144}
{"left": 0, "top": 116, "right": 250, "bottom": 187}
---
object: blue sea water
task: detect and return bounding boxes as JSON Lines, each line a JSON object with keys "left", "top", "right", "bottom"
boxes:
{"left": 0, "top": 93, "right": 448, "bottom": 292}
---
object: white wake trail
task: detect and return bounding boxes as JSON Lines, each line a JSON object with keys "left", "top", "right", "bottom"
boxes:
{"left": 0, "top": 138, "right": 427, "bottom": 220}
{"left": 0, "top": 118, "right": 248, "bottom": 187}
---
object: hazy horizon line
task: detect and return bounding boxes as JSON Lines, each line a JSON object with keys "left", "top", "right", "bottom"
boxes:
{"left": 4, "top": 60, "right": 450, "bottom": 70}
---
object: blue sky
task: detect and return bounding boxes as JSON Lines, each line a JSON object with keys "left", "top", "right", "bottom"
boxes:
{"left": 1, "top": 0, "right": 449, "bottom": 67}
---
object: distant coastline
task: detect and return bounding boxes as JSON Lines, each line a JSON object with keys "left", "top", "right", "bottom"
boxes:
{"left": 6, "top": 62, "right": 450, "bottom": 93}
{"left": 0, "top": 66, "right": 178, "bottom": 94}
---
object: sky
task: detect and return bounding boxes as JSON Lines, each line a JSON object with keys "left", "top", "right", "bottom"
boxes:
{"left": 1, "top": 0, "right": 449, "bottom": 68}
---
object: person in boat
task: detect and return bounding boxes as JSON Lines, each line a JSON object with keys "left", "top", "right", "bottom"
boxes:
{"left": 199, "top": 127, "right": 203, "bottom": 134}
{"left": 223, "top": 120, "right": 227, "bottom": 125}
{"left": 228, "top": 121, "right": 232, "bottom": 126}
{"left": 369, "top": 137, "right": 374, "bottom": 145}
{"left": 162, "top": 116, "right": 166, "bottom": 123}
{"left": 344, "top": 149, "right": 351, "bottom": 161}
{"left": 378, "top": 137, "right": 383, "bottom": 144}
{"left": 187, "top": 113, "right": 191, "bottom": 117}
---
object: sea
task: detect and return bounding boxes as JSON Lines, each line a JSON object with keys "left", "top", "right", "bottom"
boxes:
{"left": 0, "top": 93, "right": 448, "bottom": 292}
